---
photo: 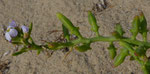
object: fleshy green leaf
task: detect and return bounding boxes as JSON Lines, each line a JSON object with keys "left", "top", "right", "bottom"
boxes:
{"left": 142, "top": 60, "right": 150, "bottom": 74}
{"left": 139, "top": 12, "right": 148, "bottom": 41}
{"left": 29, "top": 22, "right": 33, "bottom": 36}
{"left": 107, "top": 42, "right": 117, "bottom": 59}
{"left": 135, "top": 46, "right": 146, "bottom": 57}
{"left": 75, "top": 43, "right": 91, "bottom": 52}
{"left": 111, "top": 31, "right": 121, "bottom": 38}
{"left": 115, "top": 23, "right": 125, "bottom": 37}
{"left": 57, "top": 13, "right": 82, "bottom": 38}
{"left": 12, "top": 47, "right": 27, "bottom": 56}
{"left": 62, "top": 24, "right": 70, "bottom": 41}
{"left": 130, "top": 16, "right": 140, "bottom": 40}
{"left": 88, "top": 11, "right": 99, "bottom": 36}
{"left": 114, "top": 48, "right": 129, "bottom": 67}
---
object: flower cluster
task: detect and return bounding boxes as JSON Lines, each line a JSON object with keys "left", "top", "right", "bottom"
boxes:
{"left": 5, "top": 21, "right": 29, "bottom": 42}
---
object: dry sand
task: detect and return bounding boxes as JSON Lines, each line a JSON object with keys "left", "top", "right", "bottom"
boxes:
{"left": 0, "top": 0, "right": 150, "bottom": 74}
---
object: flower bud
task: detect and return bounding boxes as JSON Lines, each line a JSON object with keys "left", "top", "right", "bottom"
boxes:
{"left": 8, "top": 20, "right": 17, "bottom": 28}
{"left": 21, "top": 25, "right": 29, "bottom": 39}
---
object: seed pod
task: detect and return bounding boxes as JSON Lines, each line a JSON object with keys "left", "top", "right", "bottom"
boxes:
{"left": 107, "top": 42, "right": 117, "bottom": 59}
{"left": 62, "top": 24, "right": 70, "bottom": 41}
{"left": 88, "top": 11, "right": 99, "bottom": 33}
{"left": 57, "top": 13, "right": 82, "bottom": 38}
{"left": 130, "top": 16, "right": 140, "bottom": 40}
{"left": 115, "top": 23, "right": 125, "bottom": 37}
{"left": 75, "top": 43, "right": 91, "bottom": 52}
{"left": 139, "top": 12, "right": 148, "bottom": 41}
{"left": 114, "top": 48, "right": 129, "bottom": 67}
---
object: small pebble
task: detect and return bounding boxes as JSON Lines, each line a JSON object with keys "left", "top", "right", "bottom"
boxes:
{"left": 3, "top": 51, "right": 10, "bottom": 57}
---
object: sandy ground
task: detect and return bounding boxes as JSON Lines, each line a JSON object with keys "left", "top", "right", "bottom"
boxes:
{"left": 0, "top": 0, "right": 150, "bottom": 74}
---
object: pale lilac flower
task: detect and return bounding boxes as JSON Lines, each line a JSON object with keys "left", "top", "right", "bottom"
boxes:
{"left": 8, "top": 29, "right": 18, "bottom": 37}
{"left": 21, "top": 25, "right": 29, "bottom": 33}
{"left": 5, "top": 21, "right": 18, "bottom": 42}
{"left": 5, "top": 29, "right": 18, "bottom": 42}
{"left": 7, "top": 21, "right": 17, "bottom": 30}
{"left": 9, "top": 20, "right": 17, "bottom": 28}
{"left": 5, "top": 32, "right": 12, "bottom": 42}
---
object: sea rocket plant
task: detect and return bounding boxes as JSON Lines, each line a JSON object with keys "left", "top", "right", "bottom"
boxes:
{"left": 4, "top": 11, "right": 150, "bottom": 74}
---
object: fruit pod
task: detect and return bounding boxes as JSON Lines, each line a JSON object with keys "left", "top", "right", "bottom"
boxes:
{"left": 62, "top": 24, "right": 70, "bottom": 41}
{"left": 139, "top": 12, "right": 148, "bottom": 41}
{"left": 88, "top": 11, "right": 99, "bottom": 34}
{"left": 130, "top": 16, "right": 140, "bottom": 40}
{"left": 114, "top": 48, "right": 129, "bottom": 67}
{"left": 107, "top": 42, "right": 117, "bottom": 59}
{"left": 57, "top": 13, "right": 82, "bottom": 38}
{"left": 75, "top": 43, "right": 91, "bottom": 52}
{"left": 115, "top": 23, "right": 125, "bottom": 37}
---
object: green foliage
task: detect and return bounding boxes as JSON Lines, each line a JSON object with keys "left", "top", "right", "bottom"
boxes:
{"left": 107, "top": 42, "right": 117, "bottom": 59}
{"left": 139, "top": 12, "right": 148, "bottom": 41}
{"left": 12, "top": 47, "right": 27, "bottom": 56}
{"left": 114, "top": 48, "right": 128, "bottom": 67}
{"left": 75, "top": 43, "right": 91, "bottom": 52}
{"left": 130, "top": 16, "right": 140, "bottom": 40}
{"left": 56, "top": 13, "right": 82, "bottom": 38}
{"left": 62, "top": 24, "right": 70, "bottom": 41}
{"left": 115, "top": 23, "right": 125, "bottom": 37}
{"left": 6, "top": 11, "right": 150, "bottom": 74}
{"left": 88, "top": 11, "right": 99, "bottom": 36}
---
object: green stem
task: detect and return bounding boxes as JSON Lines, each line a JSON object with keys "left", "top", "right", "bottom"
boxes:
{"left": 95, "top": 31, "right": 100, "bottom": 37}
{"left": 48, "top": 36, "right": 150, "bottom": 50}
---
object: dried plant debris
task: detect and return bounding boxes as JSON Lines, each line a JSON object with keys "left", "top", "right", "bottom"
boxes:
{"left": 92, "top": 0, "right": 109, "bottom": 12}
{"left": 0, "top": 25, "right": 6, "bottom": 36}
{"left": 0, "top": 60, "right": 11, "bottom": 74}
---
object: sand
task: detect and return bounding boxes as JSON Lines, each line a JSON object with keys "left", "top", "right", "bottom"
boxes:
{"left": 0, "top": 0, "right": 150, "bottom": 74}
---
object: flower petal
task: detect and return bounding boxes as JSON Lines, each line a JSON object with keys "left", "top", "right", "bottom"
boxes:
{"left": 8, "top": 29, "right": 18, "bottom": 37}
{"left": 21, "top": 25, "right": 29, "bottom": 33}
{"left": 5, "top": 32, "right": 12, "bottom": 42}
{"left": 9, "top": 20, "right": 17, "bottom": 28}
